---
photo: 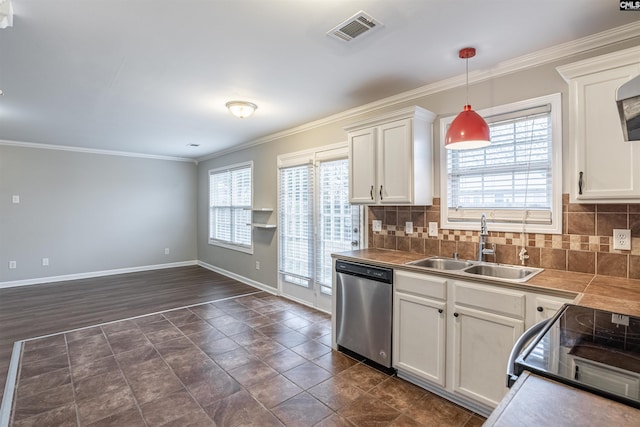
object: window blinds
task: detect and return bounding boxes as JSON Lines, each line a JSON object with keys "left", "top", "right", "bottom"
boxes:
{"left": 447, "top": 105, "right": 553, "bottom": 224}
{"left": 317, "top": 159, "right": 354, "bottom": 293}
{"left": 209, "top": 164, "right": 252, "bottom": 248}
{"left": 278, "top": 164, "right": 314, "bottom": 288}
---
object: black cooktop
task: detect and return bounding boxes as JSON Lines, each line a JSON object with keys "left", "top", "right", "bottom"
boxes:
{"left": 516, "top": 304, "right": 640, "bottom": 408}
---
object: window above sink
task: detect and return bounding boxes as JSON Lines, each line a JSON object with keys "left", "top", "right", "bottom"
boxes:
{"left": 439, "top": 93, "right": 563, "bottom": 235}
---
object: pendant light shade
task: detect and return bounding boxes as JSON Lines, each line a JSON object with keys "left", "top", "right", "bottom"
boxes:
{"left": 445, "top": 104, "right": 490, "bottom": 149}
{"left": 445, "top": 47, "right": 491, "bottom": 150}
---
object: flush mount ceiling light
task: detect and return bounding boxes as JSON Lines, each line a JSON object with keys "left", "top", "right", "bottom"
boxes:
{"left": 0, "top": 0, "right": 13, "bottom": 29}
{"left": 444, "top": 47, "right": 491, "bottom": 150}
{"left": 225, "top": 101, "right": 257, "bottom": 119}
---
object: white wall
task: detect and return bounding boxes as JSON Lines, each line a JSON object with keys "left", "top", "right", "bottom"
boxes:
{"left": 0, "top": 145, "right": 197, "bottom": 283}
{"left": 195, "top": 39, "right": 640, "bottom": 291}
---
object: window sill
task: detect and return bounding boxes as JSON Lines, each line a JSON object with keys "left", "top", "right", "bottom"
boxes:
{"left": 208, "top": 239, "right": 254, "bottom": 254}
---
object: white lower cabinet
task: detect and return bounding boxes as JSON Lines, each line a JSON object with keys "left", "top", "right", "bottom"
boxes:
{"left": 450, "top": 305, "right": 524, "bottom": 407}
{"left": 528, "top": 293, "right": 572, "bottom": 326}
{"left": 394, "top": 292, "right": 446, "bottom": 386}
{"left": 450, "top": 280, "right": 526, "bottom": 408}
{"left": 393, "top": 270, "right": 576, "bottom": 416}
{"left": 569, "top": 356, "right": 640, "bottom": 400}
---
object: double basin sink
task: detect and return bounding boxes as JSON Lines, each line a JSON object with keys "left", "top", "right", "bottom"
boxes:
{"left": 405, "top": 256, "right": 543, "bottom": 283}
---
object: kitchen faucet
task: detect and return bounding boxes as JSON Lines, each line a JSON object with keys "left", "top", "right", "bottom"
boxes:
{"left": 478, "top": 213, "right": 495, "bottom": 262}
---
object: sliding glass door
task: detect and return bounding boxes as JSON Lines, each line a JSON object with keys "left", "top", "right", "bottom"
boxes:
{"left": 278, "top": 146, "right": 361, "bottom": 312}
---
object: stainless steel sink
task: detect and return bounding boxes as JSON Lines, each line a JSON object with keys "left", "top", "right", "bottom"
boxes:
{"left": 406, "top": 256, "right": 543, "bottom": 282}
{"left": 462, "top": 264, "right": 543, "bottom": 282}
{"left": 406, "top": 257, "right": 473, "bottom": 270}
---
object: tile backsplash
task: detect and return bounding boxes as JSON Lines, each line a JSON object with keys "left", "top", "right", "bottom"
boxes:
{"left": 367, "top": 195, "right": 640, "bottom": 279}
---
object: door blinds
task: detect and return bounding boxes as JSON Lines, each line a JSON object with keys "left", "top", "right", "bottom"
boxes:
{"left": 278, "top": 163, "right": 314, "bottom": 288}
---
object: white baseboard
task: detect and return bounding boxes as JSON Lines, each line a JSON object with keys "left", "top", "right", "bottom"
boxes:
{"left": 0, "top": 260, "right": 198, "bottom": 289}
{"left": 197, "top": 260, "right": 278, "bottom": 296}
{"left": 277, "top": 292, "right": 331, "bottom": 315}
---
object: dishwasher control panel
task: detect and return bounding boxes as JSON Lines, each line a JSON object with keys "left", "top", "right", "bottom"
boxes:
{"left": 335, "top": 260, "right": 393, "bottom": 283}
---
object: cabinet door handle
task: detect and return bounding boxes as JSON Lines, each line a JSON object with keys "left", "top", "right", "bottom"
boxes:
{"left": 379, "top": 185, "right": 383, "bottom": 201}
{"left": 578, "top": 171, "right": 583, "bottom": 195}
{"left": 370, "top": 185, "right": 374, "bottom": 200}
{"left": 574, "top": 366, "right": 579, "bottom": 380}
{"left": 438, "top": 309, "right": 443, "bottom": 314}
{"left": 453, "top": 312, "right": 459, "bottom": 317}
{"left": 537, "top": 306, "right": 544, "bottom": 312}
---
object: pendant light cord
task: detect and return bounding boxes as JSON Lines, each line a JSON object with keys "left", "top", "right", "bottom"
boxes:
{"left": 465, "top": 57, "right": 469, "bottom": 106}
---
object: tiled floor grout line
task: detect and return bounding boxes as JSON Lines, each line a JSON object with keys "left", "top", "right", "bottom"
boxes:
{"left": 61, "top": 334, "right": 81, "bottom": 427}
{"left": 6, "top": 293, "right": 487, "bottom": 426}
{"left": 3, "top": 291, "right": 262, "bottom": 427}
{"left": 188, "top": 297, "right": 322, "bottom": 425}
{"left": 175, "top": 296, "right": 338, "bottom": 425}
{"left": 100, "top": 326, "right": 150, "bottom": 427}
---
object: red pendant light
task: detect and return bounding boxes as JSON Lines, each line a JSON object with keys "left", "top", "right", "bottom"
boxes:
{"left": 445, "top": 47, "right": 490, "bottom": 150}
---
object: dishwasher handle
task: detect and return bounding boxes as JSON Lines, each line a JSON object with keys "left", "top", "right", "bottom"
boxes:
{"left": 506, "top": 318, "right": 549, "bottom": 388}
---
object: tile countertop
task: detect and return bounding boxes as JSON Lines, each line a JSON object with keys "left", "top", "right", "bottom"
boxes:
{"left": 332, "top": 248, "right": 640, "bottom": 316}
{"left": 484, "top": 372, "right": 640, "bottom": 426}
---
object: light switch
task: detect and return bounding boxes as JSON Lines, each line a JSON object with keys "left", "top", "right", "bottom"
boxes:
{"left": 428, "top": 222, "right": 438, "bottom": 237}
{"left": 12, "top": 195, "right": 20, "bottom": 204}
{"left": 372, "top": 220, "right": 382, "bottom": 232}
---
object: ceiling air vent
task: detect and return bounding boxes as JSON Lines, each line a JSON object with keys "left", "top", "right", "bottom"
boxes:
{"left": 327, "top": 11, "right": 383, "bottom": 42}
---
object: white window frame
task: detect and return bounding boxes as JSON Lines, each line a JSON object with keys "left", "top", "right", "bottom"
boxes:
{"left": 439, "top": 93, "right": 563, "bottom": 234}
{"left": 208, "top": 161, "right": 253, "bottom": 254}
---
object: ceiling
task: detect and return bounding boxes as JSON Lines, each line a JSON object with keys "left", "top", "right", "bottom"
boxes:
{"left": 0, "top": 1, "right": 638, "bottom": 160}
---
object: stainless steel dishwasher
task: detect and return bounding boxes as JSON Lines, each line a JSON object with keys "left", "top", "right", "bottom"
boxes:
{"left": 335, "top": 259, "right": 393, "bottom": 368}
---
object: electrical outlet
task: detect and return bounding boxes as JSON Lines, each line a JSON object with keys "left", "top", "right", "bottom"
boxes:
{"left": 42, "top": 258, "right": 49, "bottom": 266}
{"left": 164, "top": 248, "right": 170, "bottom": 255}
{"left": 613, "top": 229, "right": 631, "bottom": 250}
{"left": 255, "top": 261, "right": 260, "bottom": 270}
{"left": 372, "top": 220, "right": 382, "bottom": 232}
{"left": 405, "top": 221, "right": 413, "bottom": 234}
{"left": 428, "top": 222, "right": 438, "bottom": 237}
{"left": 611, "top": 313, "right": 630, "bottom": 326}
{"left": 9, "top": 261, "right": 16, "bottom": 269}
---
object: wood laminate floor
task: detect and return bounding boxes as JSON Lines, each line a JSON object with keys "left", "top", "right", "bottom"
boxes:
{"left": 0, "top": 266, "right": 257, "bottom": 404}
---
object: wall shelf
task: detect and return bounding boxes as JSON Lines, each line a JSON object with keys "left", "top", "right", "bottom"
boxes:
{"left": 244, "top": 207, "right": 273, "bottom": 212}
{"left": 247, "top": 207, "right": 276, "bottom": 229}
{"left": 250, "top": 223, "right": 277, "bottom": 229}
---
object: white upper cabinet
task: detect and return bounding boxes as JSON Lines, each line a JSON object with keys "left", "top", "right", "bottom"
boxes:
{"left": 558, "top": 46, "right": 640, "bottom": 203}
{"left": 346, "top": 106, "right": 436, "bottom": 205}
{"left": 348, "top": 127, "right": 377, "bottom": 203}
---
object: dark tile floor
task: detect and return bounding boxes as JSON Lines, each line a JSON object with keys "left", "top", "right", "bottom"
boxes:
{"left": 8, "top": 292, "right": 486, "bottom": 426}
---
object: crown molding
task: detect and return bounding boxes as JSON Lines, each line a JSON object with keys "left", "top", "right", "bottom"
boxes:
{"left": 0, "top": 139, "right": 197, "bottom": 163}
{"left": 198, "top": 21, "right": 640, "bottom": 162}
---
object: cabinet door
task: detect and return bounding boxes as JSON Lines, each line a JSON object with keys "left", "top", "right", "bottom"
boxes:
{"left": 377, "top": 119, "right": 413, "bottom": 204}
{"left": 572, "top": 63, "right": 640, "bottom": 201}
{"left": 529, "top": 294, "right": 572, "bottom": 327}
{"left": 571, "top": 357, "right": 640, "bottom": 400}
{"left": 348, "top": 127, "right": 377, "bottom": 203}
{"left": 451, "top": 305, "right": 524, "bottom": 408}
{"left": 393, "top": 292, "right": 446, "bottom": 386}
